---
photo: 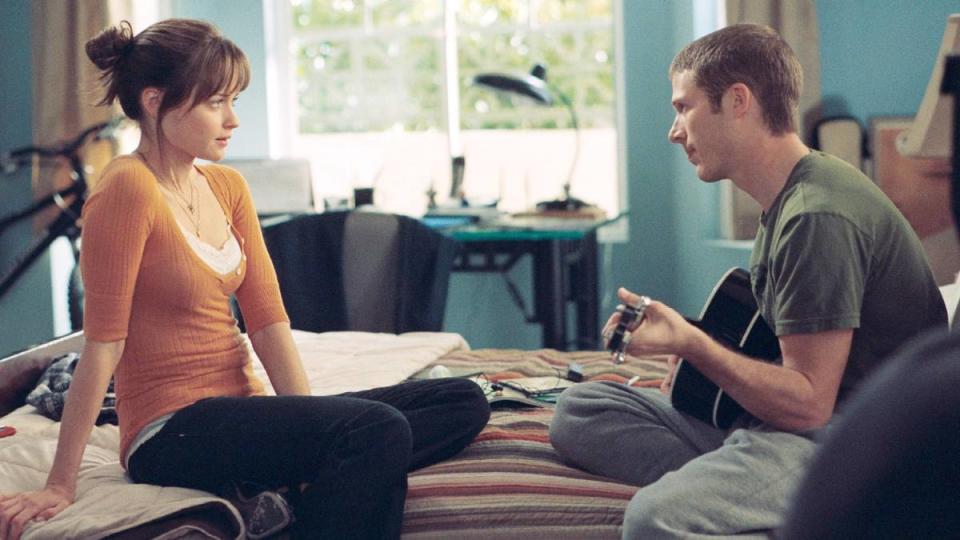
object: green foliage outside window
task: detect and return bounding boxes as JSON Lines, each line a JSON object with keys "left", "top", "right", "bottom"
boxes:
{"left": 290, "top": 0, "right": 615, "bottom": 133}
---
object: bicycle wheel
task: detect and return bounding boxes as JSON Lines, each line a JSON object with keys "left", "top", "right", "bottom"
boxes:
{"left": 68, "top": 264, "right": 84, "bottom": 331}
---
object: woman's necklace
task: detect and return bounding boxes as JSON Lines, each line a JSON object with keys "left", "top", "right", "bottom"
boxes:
{"left": 136, "top": 151, "right": 201, "bottom": 237}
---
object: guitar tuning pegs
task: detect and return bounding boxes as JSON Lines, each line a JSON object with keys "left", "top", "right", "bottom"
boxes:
{"left": 606, "top": 296, "right": 651, "bottom": 364}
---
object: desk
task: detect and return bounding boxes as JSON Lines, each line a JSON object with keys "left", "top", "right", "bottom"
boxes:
{"left": 429, "top": 216, "right": 616, "bottom": 351}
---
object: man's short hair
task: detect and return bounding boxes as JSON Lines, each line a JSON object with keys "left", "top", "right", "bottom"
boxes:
{"left": 669, "top": 23, "right": 802, "bottom": 135}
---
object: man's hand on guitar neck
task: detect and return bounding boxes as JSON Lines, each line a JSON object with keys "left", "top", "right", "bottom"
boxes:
{"left": 602, "top": 287, "right": 706, "bottom": 359}
{"left": 603, "top": 288, "right": 709, "bottom": 399}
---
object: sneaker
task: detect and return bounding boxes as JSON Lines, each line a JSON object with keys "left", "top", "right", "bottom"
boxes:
{"left": 222, "top": 481, "right": 295, "bottom": 539}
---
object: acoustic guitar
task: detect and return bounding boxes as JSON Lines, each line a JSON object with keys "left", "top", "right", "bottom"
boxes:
{"left": 668, "top": 268, "right": 781, "bottom": 428}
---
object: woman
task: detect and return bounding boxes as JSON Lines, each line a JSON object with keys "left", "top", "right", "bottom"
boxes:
{"left": 0, "top": 19, "right": 489, "bottom": 540}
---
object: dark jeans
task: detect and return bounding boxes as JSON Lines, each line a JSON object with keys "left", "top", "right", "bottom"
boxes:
{"left": 127, "top": 378, "right": 490, "bottom": 539}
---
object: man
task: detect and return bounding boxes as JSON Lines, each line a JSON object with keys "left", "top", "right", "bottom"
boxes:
{"left": 549, "top": 23, "right": 946, "bottom": 538}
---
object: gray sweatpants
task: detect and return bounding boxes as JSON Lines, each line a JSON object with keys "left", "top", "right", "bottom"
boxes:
{"left": 549, "top": 381, "right": 818, "bottom": 539}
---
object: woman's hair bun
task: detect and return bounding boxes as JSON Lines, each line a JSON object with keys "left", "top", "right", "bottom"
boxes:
{"left": 85, "top": 20, "right": 135, "bottom": 71}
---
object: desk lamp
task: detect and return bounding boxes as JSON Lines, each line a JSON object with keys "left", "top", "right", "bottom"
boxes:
{"left": 473, "top": 64, "right": 591, "bottom": 212}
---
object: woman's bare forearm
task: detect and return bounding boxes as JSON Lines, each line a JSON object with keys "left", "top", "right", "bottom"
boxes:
{"left": 249, "top": 322, "right": 310, "bottom": 396}
{"left": 44, "top": 340, "right": 123, "bottom": 494}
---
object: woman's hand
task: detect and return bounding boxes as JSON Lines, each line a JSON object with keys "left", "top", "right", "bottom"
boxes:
{"left": 0, "top": 339, "right": 121, "bottom": 540}
{"left": 0, "top": 485, "right": 73, "bottom": 540}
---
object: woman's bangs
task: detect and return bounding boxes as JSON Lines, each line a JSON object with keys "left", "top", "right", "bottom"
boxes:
{"left": 190, "top": 41, "right": 251, "bottom": 106}
{"left": 220, "top": 44, "right": 251, "bottom": 96}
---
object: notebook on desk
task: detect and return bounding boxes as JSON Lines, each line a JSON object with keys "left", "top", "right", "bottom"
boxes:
{"left": 421, "top": 215, "right": 476, "bottom": 229}
{"left": 484, "top": 215, "right": 610, "bottom": 231}
{"left": 424, "top": 206, "right": 504, "bottom": 223}
{"left": 513, "top": 207, "right": 608, "bottom": 220}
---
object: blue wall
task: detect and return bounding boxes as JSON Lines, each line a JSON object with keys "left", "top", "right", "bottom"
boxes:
{"left": 0, "top": 1, "right": 57, "bottom": 357}
{"left": 2, "top": 2, "right": 958, "bottom": 354}
{"left": 614, "top": 0, "right": 695, "bottom": 310}
{"left": 818, "top": 0, "right": 960, "bottom": 124}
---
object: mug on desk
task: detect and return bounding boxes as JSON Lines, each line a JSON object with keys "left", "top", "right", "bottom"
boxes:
{"left": 354, "top": 187, "right": 374, "bottom": 207}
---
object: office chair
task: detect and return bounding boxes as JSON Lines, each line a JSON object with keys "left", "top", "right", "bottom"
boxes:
{"left": 261, "top": 210, "right": 459, "bottom": 334}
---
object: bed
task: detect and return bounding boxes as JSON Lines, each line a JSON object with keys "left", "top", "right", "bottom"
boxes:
{"left": 0, "top": 331, "right": 666, "bottom": 539}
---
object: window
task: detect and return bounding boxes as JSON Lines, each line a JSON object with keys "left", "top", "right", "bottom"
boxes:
{"left": 271, "top": 0, "right": 624, "bottom": 218}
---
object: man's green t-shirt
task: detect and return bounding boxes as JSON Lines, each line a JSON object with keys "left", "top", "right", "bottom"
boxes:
{"left": 749, "top": 151, "right": 947, "bottom": 401}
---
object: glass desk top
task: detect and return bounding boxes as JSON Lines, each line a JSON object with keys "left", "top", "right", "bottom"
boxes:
{"left": 424, "top": 213, "right": 624, "bottom": 241}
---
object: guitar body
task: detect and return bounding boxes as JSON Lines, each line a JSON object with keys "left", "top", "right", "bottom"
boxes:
{"left": 668, "top": 268, "right": 780, "bottom": 429}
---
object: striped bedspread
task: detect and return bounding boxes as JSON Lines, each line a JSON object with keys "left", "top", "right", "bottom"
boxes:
{"left": 403, "top": 349, "right": 668, "bottom": 539}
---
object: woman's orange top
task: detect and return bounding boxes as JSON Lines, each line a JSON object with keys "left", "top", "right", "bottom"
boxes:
{"left": 80, "top": 156, "right": 289, "bottom": 464}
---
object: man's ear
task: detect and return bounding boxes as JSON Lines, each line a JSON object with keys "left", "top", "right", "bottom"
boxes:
{"left": 726, "top": 83, "right": 752, "bottom": 118}
{"left": 140, "top": 87, "right": 163, "bottom": 118}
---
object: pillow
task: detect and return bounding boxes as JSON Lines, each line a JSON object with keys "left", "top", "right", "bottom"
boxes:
{"left": 25, "top": 353, "right": 117, "bottom": 425}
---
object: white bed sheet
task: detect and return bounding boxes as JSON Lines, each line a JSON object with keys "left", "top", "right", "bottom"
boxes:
{"left": 0, "top": 329, "right": 467, "bottom": 539}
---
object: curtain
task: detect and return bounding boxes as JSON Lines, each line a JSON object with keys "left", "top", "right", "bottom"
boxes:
{"left": 722, "top": 0, "right": 821, "bottom": 240}
{"left": 29, "top": 0, "right": 130, "bottom": 221}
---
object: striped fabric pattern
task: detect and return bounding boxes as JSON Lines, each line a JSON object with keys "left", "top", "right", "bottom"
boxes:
{"left": 403, "top": 349, "right": 668, "bottom": 539}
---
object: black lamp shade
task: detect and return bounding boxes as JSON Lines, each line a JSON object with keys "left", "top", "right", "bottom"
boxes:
{"left": 473, "top": 68, "right": 554, "bottom": 105}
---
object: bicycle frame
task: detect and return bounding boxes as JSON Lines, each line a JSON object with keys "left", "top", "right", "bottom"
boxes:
{"left": 0, "top": 120, "right": 118, "bottom": 302}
